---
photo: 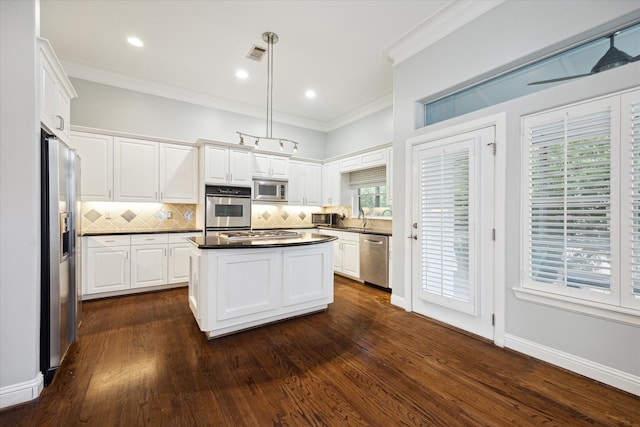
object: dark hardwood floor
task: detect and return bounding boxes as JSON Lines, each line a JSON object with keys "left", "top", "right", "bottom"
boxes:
{"left": 1, "top": 275, "right": 638, "bottom": 426}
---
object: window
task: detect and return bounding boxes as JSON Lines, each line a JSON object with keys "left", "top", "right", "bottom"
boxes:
{"left": 349, "top": 166, "right": 392, "bottom": 218}
{"left": 423, "top": 22, "right": 640, "bottom": 127}
{"left": 520, "top": 88, "right": 640, "bottom": 319}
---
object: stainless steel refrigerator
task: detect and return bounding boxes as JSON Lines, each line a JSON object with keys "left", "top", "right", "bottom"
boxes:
{"left": 40, "top": 129, "right": 81, "bottom": 386}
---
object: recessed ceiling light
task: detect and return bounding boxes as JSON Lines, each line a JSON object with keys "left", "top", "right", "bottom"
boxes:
{"left": 236, "top": 69, "right": 249, "bottom": 79}
{"left": 305, "top": 89, "right": 316, "bottom": 99}
{"left": 127, "top": 37, "right": 144, "bottom": 47}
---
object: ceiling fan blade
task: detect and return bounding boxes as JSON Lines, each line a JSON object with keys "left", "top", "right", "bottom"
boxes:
{"left": 528, "top": 73, "right": 593, "bottom": 86}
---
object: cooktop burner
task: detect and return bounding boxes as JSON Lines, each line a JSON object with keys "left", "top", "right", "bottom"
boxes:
{"left": 219, "top": 230, "right": 302, "bottom": 241}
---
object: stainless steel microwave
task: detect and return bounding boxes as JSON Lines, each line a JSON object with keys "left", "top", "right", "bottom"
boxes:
{"left": 253, "top": 179, "right": 287, "bottom": 202}
{"left": 312, "top": 213, "right": 340, "bottom": 226}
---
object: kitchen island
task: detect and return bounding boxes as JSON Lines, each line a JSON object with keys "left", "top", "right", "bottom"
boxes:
{"left": 187, "top": 232, "right": 337, "bottom": 338}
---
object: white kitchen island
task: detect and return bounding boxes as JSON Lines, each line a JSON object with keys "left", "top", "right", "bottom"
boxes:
{"left": 187, "top": 232, "right": 337, "bottom": 338}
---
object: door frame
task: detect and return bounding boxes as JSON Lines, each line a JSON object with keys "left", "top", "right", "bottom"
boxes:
{"left": 404, "top": 113, "right": 506, "bottom": 346}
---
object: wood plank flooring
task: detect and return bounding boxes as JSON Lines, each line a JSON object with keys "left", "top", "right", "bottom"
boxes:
{"left": 1, "top": 275, "right": 638, "bottom": 426}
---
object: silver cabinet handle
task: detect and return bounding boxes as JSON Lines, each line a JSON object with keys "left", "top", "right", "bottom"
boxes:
{"left": 125, "top": 250, "right": 129, "bottom": 259}
{"left": 56, "top": 115, "right": 64, "bottom": 130}
{"left": 105, "top": 240, "right": 115, "bottom": 243}
{"left": 108, "top": 189, "right": 112, "bottom": 199}
{"left": 407, "top": 235, "right": 417, "bottom": 240}
{"left": 230, "top": 173, "right": 233, "bottom": 182}
{"left": 364, "top": 239, "right": 383, "bottom": 244}
{"left": 161, "top": 192, "right": 164, "bottom": 199}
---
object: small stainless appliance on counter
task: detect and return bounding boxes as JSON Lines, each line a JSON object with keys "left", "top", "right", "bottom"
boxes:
{"left": 40, "top": 129, "right": 81, "bottom": 386}
{"left": 311, "top": 213, "right": 341, "bottom": 226}
{"left": 359, "top": 233, "right": 389, "bottom": 289}
{"left": 205, "top": 184, "right": 252, "bottom": 236}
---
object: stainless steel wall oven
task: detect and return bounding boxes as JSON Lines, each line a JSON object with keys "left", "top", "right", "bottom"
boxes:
{"left": 205, "top": 185, "right": 252, "bottom": 235}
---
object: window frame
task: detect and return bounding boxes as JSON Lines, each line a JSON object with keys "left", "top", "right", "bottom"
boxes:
{"left": 515, "top": 89, "right": 640, "bottom": 326}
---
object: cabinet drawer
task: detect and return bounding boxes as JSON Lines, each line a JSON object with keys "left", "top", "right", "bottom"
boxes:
{"left": 341, "top": 230, "right": 360, "bottom": 242}
{"left": 131, "top": 234, "right": 169, "bottom": 245}
{"left": 86, "top": 235, "right": 131, "bottom": 248}
{"left": 168, "top": 232, "right": 201, "bottom": 243}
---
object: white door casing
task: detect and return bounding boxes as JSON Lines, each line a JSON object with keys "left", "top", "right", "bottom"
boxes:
{"left": 409, "top": 125, "right": 496, "bottom": 340}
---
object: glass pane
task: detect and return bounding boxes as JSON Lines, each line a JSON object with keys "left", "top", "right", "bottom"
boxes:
{"left": 420, "top": 150, "right": 470, "bottom": 303}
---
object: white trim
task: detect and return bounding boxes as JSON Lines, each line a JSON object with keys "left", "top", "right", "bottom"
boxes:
{"left": 390, "top": 293, "right": 406, "bottom": 309}
{"left": 404, "top": 112, "right": 507, "bottom": 344}
{"left": 382, "top": 1, "right": 504, "bottom": 66}
{"left": 61, "top": 60, "right": 328, "bottom": 132}
{"left": 504, "top": 333, "right": 640, "bottom": 396}
{"left": 71, "top": 125, "right": 195, "bottom": 146}
{"left": 512, "top": 287, "right": 640, "bottom": 327}
{"left": 0, "top": 372, "right": 43, "bottom": 409}
{"left": 324, "top": 92, "right": 393, "bottom": 131}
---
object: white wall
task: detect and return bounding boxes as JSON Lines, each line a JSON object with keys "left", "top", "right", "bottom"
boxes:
{"left": 70, "top": 78, "right": 328, "bottom": 160}
{"left": 392, "top": 0, "right": 640, "bottom": 389}
{"left": 325, "top": 107, "right": 393, "bottom": 158}
{"left": 0, "top": 0, "right": 42, "bottom": 407}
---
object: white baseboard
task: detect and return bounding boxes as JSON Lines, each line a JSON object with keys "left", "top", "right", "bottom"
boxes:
{"left": 504, "top": 334, "right": 640, "bottom": 396}
{"left": 390, "top": 294, "right": 406, "bottom": 309}
{"left": 0, "top": 372, "right": 43, "bottom": 409}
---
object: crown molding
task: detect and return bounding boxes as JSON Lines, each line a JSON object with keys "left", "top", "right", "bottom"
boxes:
{"left": 61, "top": 59, "right": 328, "bottom": 132}
{"left": 324, "top": 91, "right": 393, "bottom": 131}
{"left": 382, "top": 0, "right": 504, "bottom": 66}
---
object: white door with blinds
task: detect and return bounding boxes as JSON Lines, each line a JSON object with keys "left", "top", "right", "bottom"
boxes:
{"left": 411, "top": 126, "right": 495, "bottom": 340}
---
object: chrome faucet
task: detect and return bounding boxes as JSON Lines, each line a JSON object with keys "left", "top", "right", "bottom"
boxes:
{"left": 358, "top": 208, "right": 367, "bottom": 229}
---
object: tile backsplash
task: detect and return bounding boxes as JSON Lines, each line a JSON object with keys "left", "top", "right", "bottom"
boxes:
{"left": 81, "top": 202, "right": 196, "bottom": 233}
{"left": 251, "top": 205, "right": 322, "bottom": 229}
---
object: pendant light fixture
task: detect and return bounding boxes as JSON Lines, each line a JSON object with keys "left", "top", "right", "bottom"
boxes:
{"left": 237, "top": 32, "right": 299, "bottom": 154}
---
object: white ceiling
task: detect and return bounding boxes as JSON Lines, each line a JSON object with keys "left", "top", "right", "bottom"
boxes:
{"left": 39, "top": 0, "right": 497, "bottom": 131}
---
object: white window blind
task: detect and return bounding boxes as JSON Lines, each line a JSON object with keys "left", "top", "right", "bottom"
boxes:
{"left": 348, "top": 166, "right": 386, "bottom": 188}
{"left": 420, "top": 144, "right": 473, "bottom": 311}
{"left": 527, "top": 109, "right": 613, "bottom": 293}
{"left": 627, "top": 99, "right": 640, "bottom": 305}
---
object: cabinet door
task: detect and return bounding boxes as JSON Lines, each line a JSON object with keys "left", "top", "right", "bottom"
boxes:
{"left": 168, "top": 243, "right": 192, "bottom": 284}
{"left": 204, "top": 145, "right": 229, "bottom": 184}
{"left": 114, "top": 138, "right": 159, "bottom": 202}
{"left": 188, "top": 248, "right": 201, "bottom": 323}
{"left": 333, "top": 240, "right": 343, "bottom": 272}
{"left": 86, "top": 246, "right": 130, "bottom": 294}
{"left": 69, "top": 132, "right": 114, "bottom": 201}
{"left": 131, "top": 244, "right": 167, "bottom": 288}
{"left": 305, "top": 163, "right": 322, "bottom": 206}
{"left": 322, "top": 161, "right": 340, "bottom": 206}
{"left": 270, "top": 156, "right": 289, "bottom": 179}
{"left": 342, "top": 240, "right": 360, "bottom": 278}
{"left": 288, "top": 161, "right": 305, "bottom": 204}
{"left": 252, "top": 153, "right": 271, "bottom": 177}
{"left": 160, "top": 144, "right": 198, "bottom": 203}
{"left": 229, "top": 149, "right": 252, "bottom": 185}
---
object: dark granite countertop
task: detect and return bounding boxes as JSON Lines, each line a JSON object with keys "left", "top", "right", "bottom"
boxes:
{"left": 83, "top": 229, "right": 202, "bottom": 237}
{"left": 317, "top": 225, "right": 392, "bottom": 236}
{"left": 189, "top": 233, "right": 337, "bottom": 249}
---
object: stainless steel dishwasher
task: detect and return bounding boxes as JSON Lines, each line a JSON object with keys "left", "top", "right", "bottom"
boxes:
{"left": 359, "top": 233, "right": 389, "bottom": 288}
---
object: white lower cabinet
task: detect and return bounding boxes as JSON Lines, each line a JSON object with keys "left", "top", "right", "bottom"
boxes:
{"left": 86, "top": 236, "right": 131, "bottom": 294}
{"left": 131, "top": 234, "right": 169, "bottom": 289}
{"left": 317, "top": 229, "right": 360, "bottom": 279}
{"left": 84, "top": 232, "right": 200, "bottom": 298}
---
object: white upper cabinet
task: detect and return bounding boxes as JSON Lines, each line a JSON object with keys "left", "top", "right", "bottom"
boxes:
{"left": 39, "top": 38, "right": 77, "bottom": 143}
{"left": 159, "top": 144, "right": 198, "bottom": 203}
{"left": 203, "top": 145, "right": 252, "bottom": 186}
{"left": 252, "top": 153, "right": 289, "bottom": 179}
{"left": 289, "top": 160, "right": 322, "bottom": 206}
{"left": 339, "top": 148, "right": 387, "bottom": 173}
{"left": 322, "top": 161, "right": 341, "bottom": 206}
{"left": 69, "top": 131, "right": 114, "bottom": 201}
{"left": 114, "top": 137, "right": 159, "bottom": 202}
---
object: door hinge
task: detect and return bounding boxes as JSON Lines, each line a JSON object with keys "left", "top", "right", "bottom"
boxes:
{"left": 492, "top": 229, "right": 496, "bottom": 241}
{"left": 492, "top": 313, "right": 495, "bottom": 326}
